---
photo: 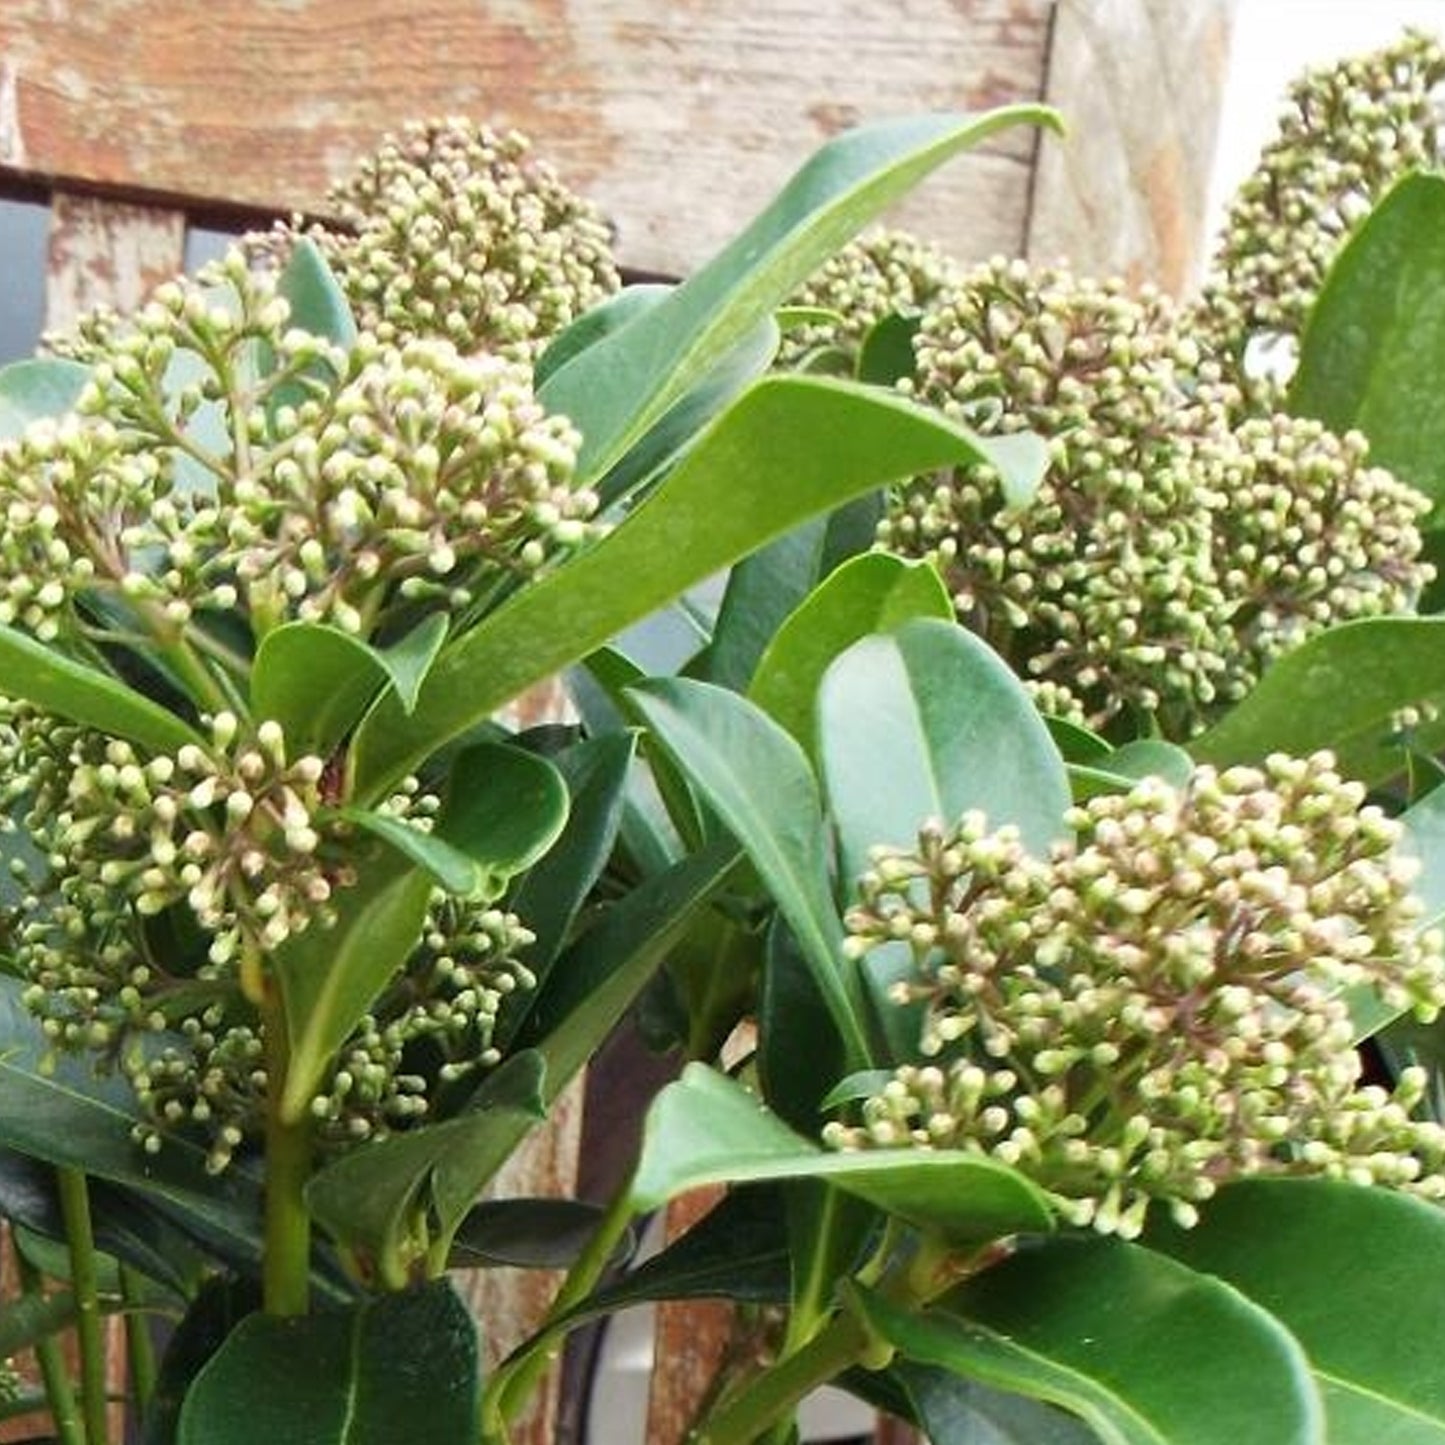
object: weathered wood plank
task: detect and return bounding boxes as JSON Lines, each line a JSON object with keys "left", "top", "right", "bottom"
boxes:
{"left": 1, "top": 0, "right": 1052, "bottom": 276}
{"left": 44, "top": 191, "right": 185, "bottom": 336}
{"left": 1025, "top": 0, "right": 1237, "bottom": 293}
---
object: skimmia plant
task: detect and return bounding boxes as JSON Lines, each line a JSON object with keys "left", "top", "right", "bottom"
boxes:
{"left": 7, "top": 31, "right": 1445, "bottom": 1445}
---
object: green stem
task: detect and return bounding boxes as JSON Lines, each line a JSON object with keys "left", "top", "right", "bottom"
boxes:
{"left": 11, "top": 1234, "right": 85, "bottom": 1445}
{"left": 261, "top": 982, "right": 313, "bottom": 1317}
{"left": 482, "top": 1175, "right": 637, "bottom": 1438}
{"left": 690, "top": 1310, "right": 872, "bottom": 1445}
{"left": 118, "top": 1266, "right": 157, "bottom": 1415}
{"left": 55, "top": 1167, "right": 109, "bottom": 1445}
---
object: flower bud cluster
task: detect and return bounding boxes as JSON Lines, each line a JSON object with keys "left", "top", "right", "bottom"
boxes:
{"left": 1, "top": 697, "right": 538, "bottom": 1170}
{"left": 256, "top": 117, "right": 619, "bottom": 360}
{"left": 9, "top": 254, "right": 595, "bottom": 647}
{"left": 875, "top": 258, "right": 1433, "bottom": 732}
{"left": 826, "top": 754, "right": 1445, "bottom": 1236}
{"left": 1198, "top": 30, "right": 1445, "bottom": 358}
{"left": 777, "top": 229, "right": 961, "bottom": 368}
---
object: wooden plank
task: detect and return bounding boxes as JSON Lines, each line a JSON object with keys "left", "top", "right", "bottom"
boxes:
{"left": 1025, "top": 0, "right": 1238, "bottom": 293}
{"left": 0, "top": 0, "right": 1052, "bottom": 277}
{"left": 44, "top": 191, "right": 185, "bottom": 336}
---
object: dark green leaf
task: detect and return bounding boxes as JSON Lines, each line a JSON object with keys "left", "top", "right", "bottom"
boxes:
{"left": 0, "top": 623, "right": 201, "bottom": 754}
{"left": 541, "top": 106, "right": 1059, "bottom": 480}
{"left": 251, "top": 624, "right": 389, "bottom": 759}
{"left": 0, "top": 978, "right": 265, "bottom": 1275}
{"left": 177, "top": 1282, "right": 478, "bottom": 1445}
{"left": 856, "top": 313, "right": 922, "bottom": 386}
{"left": 448, "top": 1198, "right": 633, "bottom": 1271}
{"left": 1191, "top": 618, "right": 1445, "bottom": 785}
{"left": 1068, "top": 740, "right": 1195, "bottom": 802}
{"left": 350, "top": 375, "right": 1052, "bottom": 799}
{"left": 275, "top": 839, "right": 433, "bottom": 1122}
{"left": 1290, "top": 173, "right": 1445, "bottom": 506}
{"left": 377, "top": 613, "right": 449, "bottom": 714}
{"left": 628, "top": 677, "right": 870, "bottom": 1067}
{"left": 533, "top": 285, "right": 672, "bottom": 390}
{"left": 749, "top": 553, "right": 952, "bottom": 754}
{"left": 632, "top": 1065, "right": 1053, "bottom": 1242}
{"left": 1148, "top": 1178, "right": 1445, "bottom": 1442}
{"left": 857, "top": 1237, "right": 1323, "bottom": 1445}
{"left": 885, "top": 1363, "right": 1103, "bottom": 1445}
{"left": 497, "top": 732, "right": 636, "bottom": 1044}
{"left": 0, "top": 358, "right": 90, "bottom": 439}
{"left": 0, "top": 1290, "right": 83, "bottom": 1360}
{"left": 1402, "top": 781, "right": 1445, "bottom": 928}
{"left": 305, "top": 1052, "right": 547, "bottom": 1267}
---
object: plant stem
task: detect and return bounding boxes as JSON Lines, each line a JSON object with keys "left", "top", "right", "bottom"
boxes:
{"left": 261, "top": 979, "right": 312, "bottom": 1317}
{"left": 11, "top": 1234, "right": 85, "bottom": 1445}
{"left": 690, "top": 1310, "right": 871, "bottom": 1445}
{"left": 483, "top": 1173, "right": 637, "bottom": 1437}
{"left": 55, "top": 1167, "right": 109, "bottom": 1445}
{"left": 118, "top": 1266, "right": 158, "bottom": 1415}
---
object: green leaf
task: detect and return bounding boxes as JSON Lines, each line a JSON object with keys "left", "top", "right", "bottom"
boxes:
{"left": 448, "top": 1198, "right": 631, "bottom": 1271}
{"left": 857, "top": 312, "right": 922, "bottom": 386}
{"left": 178, "top": 1282, "right": 478, "bottom": 1445}
{"left": 0, "top": 622, "right": 202, "bottom": 754}
{"left": 0, "top": 357, "right": 90, "bottom": 439}
{"left": 1401, "top": 781, "right": 1445, "bottom": 928}
{"left": 275, "top": 237, "right": 359, "bottom": 352}
{"left": 305, "top": 1052, "right": 547, "bottom": 1268}
{"left": 1190, "top": 618, "right": 1445, "bottom": 784}
{"left": 819, "top": 618, "right": 1069, "bottom": 885}
{"left": 1149, "top": 1178, "right": 1445, "bottom": 1442}
{"left": 632, "top": 1065, "right": 1053, "bottom": 1242}
{"left": 341, "top": 743, "right": 568, "bottom": 900}
{"left": 0, "top": 1289, "right": 84, "bottom": 1360}
{"left": 275, "top": 839, "right": 433, "bottom": 1122}
{"left": 540, "top": 106, "right": 1059, "bottom": 480}
{"left": 517, "top": 840, "right": 740, "bottom": 1084}
{"left": 251, "top": 624, "right": 389, "bottom": 758}
{"left": 883, "top": 1364, "right": 1104, "bottom": 1445}
{"left": 856, "top": 1237, "right": 1323, "bottom": 1445}
{"left": 1068, "top": 740, "right": 1195, "bottom": 803}
{"left": 251, "top": 615, "right": 451, "bottom": 758}
{"left": 1290, "top": 173, "right": 1445, "bottom": 507}
{"left": 0, "top": 978, "right": 266, "bottom": 1273}
{"left": 534, "top": 284, "right": 672, "bottom": 389}
{"left": 497, "top": 732, "right": 636, "bottom": 1043}
{"left": 627, "top": 676, "right": 871, "bottom": 1067}
{"left": 749, "top": 553, "right": 953, "bottom": 753}
{"left": 350, "top": 375, "right": 1041, "bottom": 799}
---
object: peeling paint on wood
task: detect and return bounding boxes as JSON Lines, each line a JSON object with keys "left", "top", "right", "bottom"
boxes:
{"left": 0, "top": 0, "right": 1053, "bottom": 275}
{"left": 44, "top": 191, "right": 184, "bottom": 336}
{"left": 1025, "top": 0, "right": 1237, "bottom": 294}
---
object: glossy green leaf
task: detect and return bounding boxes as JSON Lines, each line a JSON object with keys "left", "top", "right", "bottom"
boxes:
{"left": 305, "top": 1052, "right": 546, "bottom": 1267}
{"left": 857, "top": 312, "right": 923, "bottom": 386}
{"left": 1401, "top": 781, "right": 1445, "bottom": 928}
{"left": 0, "top": 1289, "right": 85, "bottom": 1360}
{"left": 251, "top": 624, "right": 389, "bottom": 757}
{"left": 377, "top": 612, "right": 450, "bottom": 713}
{"left": 627, "top": 676, "right": 870, "bottom": 1067}
{"left": 497, "top": 732, "right": 636, "bottom": 1043}
{"left": 819, "top": 619, "right": 1070, "bottom": 885}
{"left": 1290, "top": 173, "right": 1445, "bottom": 506}
{"left": 0, "top": 978, "right": 266, "bottom": 1272}
{"left": 633, "top": 1065, "right": 1053, "bottom": 1242}
{"left": 749, "top": 553, "right": 953, "bottom": 753}
{"left": 541, "top": 106, "right": 1058, "bottom": 480}
{"left": 0, "top": 357, "right": 90, "bottom": 439}
{"left": 448, "top": 1198, "right": 631, "bottom": 1271}
{"left": 1068, "top": 740, "right": 1195, "bottom": 802}
{"left": 178, "top": 1282, "right": 478, "bottom": 1445}
{"left": 704, "top": 518, "right": 831, "bottom": 694}
{"left": 534, "top": 285, "right": 672, "bottom": 389}
{"left": 275, "top": 838, "right": 433, "bottom": 1121}
{"left": 1191, "top": 618, "right": 1445, "bottom": 784}
{"left": 0, "top": 622, "right": 201, "bottom": 754}
{"left": 517, "top": 839, "right": 740, "bottom": 1084}
{"left": 350, "top": 375, "right": 1042, "bottom": 800}
{"left": 882, "top": 1364, "right": 1103, "bottom": 1445}
{"left": 1148, "top": 1178, "right": 1445, "bottom": 1442}
{"left": 857, "top": 1237, "right": 1323, "bottom": 1445}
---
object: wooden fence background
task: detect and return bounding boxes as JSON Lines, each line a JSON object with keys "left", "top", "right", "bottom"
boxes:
{"left": 0, "top": 2, "right": 1237, "bottom": 1440}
